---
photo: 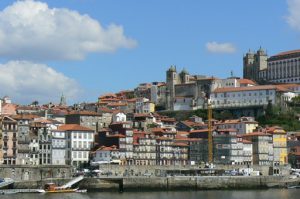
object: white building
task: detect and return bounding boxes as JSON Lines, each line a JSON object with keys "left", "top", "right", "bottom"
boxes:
{"left": 112, "top": 112, "right": 127, "bottom": 123}
{"left": 51, "top": 130, "right": 67, "bottom": 165}
{"left": 210, "top": 85, "right": 296, "bottom": 109}
{"left": 58, "top": 124, "right": 94, "bottom": 167}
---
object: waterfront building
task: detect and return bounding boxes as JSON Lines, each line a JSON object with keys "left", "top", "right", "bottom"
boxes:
{"left": 266, "top": 127, "right": 288, "bottom": 166}
{"left": 243, "top": 132, "right": 273, "bottom": 166}
{"left": 109, "top": 122, "right": 134, "bottom": 165}
{"left": 189, "top": 139, "right": 209, "bottom": 163}
{"left": 1, "top": 116, "right": 18, "bottom": 165}
{"left": 236, "top": 135, "right": 253, "bottom": 165}
{"left": 133, "top": 131, "right": 157, "bottom": 165}
{"left": 13, "top": 114, "right": 37, "bottom": 165}
{"left": 58, "top": 124, "right": 94, "bottom": 167}
{"left": 92, "top": 145, "right": 120, "bottom": 164}
{"left": 51, "top": 129, "right": 67, "bottom": 165}
{"left": 213, "top": 128, "right": 238, "bottom": 165}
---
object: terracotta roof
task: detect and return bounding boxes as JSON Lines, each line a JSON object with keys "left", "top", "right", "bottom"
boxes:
{"left": 58, "top": 124, "right": 93, "bottom": 131}
{"left": 277, "top": 84, "right": 300, "bottom": 89}
{"left": 238, "top": 79, "right": 256, "bottom": 85}
{"left": 180, "top": 120, "right": 205, "bottom": 127}
{"left": 12, "top": 114, "right": 39, "bottom": 120}
{"left": 161, "top": 118, "right": 176, "bottom": 122}
{"left": 97, "top": 145, "right": 118, "bottom": 151}
{"left": 151, "top": 128, "right": 165, "bottom": 133}
{"left": 107, "top": 134, "right": 125, "bottom": 138}
{"left": 213, "top": 85, "right": 290, "bottom": 93}
{"left": 134, "top": 113, "right": 153, "bottom": 118}
{"left": 266, "top": 126, "right": 286, "bottom": 134}
{"left": 190, "top": 129, "right": 209, "bottom": 133}
{"left": 67, "top": 110, "right": 101, "bottom": 116}
{"left": 156, "top": 136, "right": 173, "bottom": 140}
{"left": 242, "top": 132, "right": 271, "bottom": 137}
{"left": 171, "top": 142, "right": 189, "bottom": 147}
{"left": 99, "top": 93, "right": 117, "bottom": 99}
{"left": 217, "top": 128, "right": 237, "bottom": 132}
{"left": 273, "top": 49, "right": 300, "bottom": 57}
{"left": 107, "top": 102, "right": 127, "bottom": 107}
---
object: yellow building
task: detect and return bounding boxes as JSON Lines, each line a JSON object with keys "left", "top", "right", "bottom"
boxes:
{"left": 267, "top": 126, "right": 288, "bottom": 165}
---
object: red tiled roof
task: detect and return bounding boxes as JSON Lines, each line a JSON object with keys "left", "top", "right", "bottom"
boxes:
{"left": 107, "top": 134, "right": 125, "bottom": 138}
{"left": 12, "top": 114, "right": 39, "bottom": 120}
{"left": 190, "top": 129, "right": 209, "bottom": 133}
{"left": 217, "top": 128, "right": 237, "bottom": 132}
{"left": 242, "top": 132, "right": 271, "bottom": 137}
{"left": 161, "top": 118, "right": 176, "bottom": 122}
{"left": 58, "top": 124, "right": 93, "bottom": 131}
{"left": 171, "top": 142, "right": 189, "bottom": 147}
{"left": 156, "top": 136, "right": 173, "bottom": 140}
{"left": 274, "top": 49, "right": 300, "bottom": 57}
{"left": 213, "top": 85, "right": 290, "bottom": 93}
{"left": 238, "top": 79, "right": 256, "bottom": 85}
{"left": 99, "top": 93, "right": 117, "bottom": 99}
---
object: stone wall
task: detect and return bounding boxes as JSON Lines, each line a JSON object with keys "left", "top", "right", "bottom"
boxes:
{"left": 0, "top": 165, "right": 72, "bottom": 181}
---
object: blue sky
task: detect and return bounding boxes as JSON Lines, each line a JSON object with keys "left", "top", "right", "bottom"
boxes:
{"left": 0, "top": 0, "right": 299, "bottom": 104}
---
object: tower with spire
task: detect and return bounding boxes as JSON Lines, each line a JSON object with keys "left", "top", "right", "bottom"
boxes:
{"left": 243, "top": 47, "right": 267, "bottom": 82}
{"left": 59, "top": 93, "right": 67, "bottom": 106}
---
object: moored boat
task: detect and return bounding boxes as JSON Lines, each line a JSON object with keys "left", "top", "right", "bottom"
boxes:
{"left": 44, "top": 183, "right": 79, "bottom": 193}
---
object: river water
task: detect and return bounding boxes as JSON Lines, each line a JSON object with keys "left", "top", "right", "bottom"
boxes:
{"left": 1, "top": 189, "right": 300, "bottom": 199}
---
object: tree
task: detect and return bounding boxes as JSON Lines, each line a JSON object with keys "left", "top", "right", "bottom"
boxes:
{"left": 31, "top": 100, "right": 39, "bottom": 107}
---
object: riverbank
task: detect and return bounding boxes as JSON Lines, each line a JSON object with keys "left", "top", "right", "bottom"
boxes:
{"left": 7, "top": 175, "right": 300, "bottom": 192}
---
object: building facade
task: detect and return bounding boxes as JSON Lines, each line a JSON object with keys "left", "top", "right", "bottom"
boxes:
{"left": 243, "top": 48, "right": 300, "bottom": 84}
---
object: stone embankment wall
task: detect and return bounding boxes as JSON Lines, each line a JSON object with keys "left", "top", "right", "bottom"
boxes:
{"left": 4, "top": 175, "right": 299, "bottom": 190}
{"left": 79, "top": 176, "right": 298, "bottom": 191}
{"left": 0, "top": 165, "right": 72, "bottom": 181}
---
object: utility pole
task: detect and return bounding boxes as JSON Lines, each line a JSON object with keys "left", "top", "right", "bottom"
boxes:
{"left": 207, "top": 101, "right": 213, "bottom": 164}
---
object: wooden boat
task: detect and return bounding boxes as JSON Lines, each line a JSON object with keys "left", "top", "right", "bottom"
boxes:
{"left": 44, "top": 183, "right": 79, "bottom": 193}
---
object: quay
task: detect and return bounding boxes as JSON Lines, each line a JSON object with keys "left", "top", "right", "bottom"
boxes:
{"left": 7, "top": 175, "right": 300, "bottom": 192}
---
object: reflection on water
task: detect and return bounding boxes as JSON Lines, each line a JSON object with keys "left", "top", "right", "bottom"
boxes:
{"left": 1, "top": 189, "right": 300, "bottom": 199}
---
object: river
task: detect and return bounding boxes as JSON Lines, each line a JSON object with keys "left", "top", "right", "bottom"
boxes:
{"left": 1, "top": 189, "right": 300, "bottom": 199}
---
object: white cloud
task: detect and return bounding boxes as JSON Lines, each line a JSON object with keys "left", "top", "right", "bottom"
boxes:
{"left": 0, "top": 0, "right": 137, "bottom": 61}
{"left": 0, "top": 61, "right": 81, "bottom": 104}
{"left": 206, "top": 41, "right": 236, "bottom": 54}
{"left": 286, "top": 0, "right": 300, "bottom": 31}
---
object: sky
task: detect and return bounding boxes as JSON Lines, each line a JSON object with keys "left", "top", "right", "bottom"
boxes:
{"left": 0, "top": 0, "right": 300, "bottom": 105}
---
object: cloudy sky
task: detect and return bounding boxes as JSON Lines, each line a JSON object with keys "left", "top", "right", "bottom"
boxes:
{"left": 0, "top": 0, "right": 299, "bottom": 105}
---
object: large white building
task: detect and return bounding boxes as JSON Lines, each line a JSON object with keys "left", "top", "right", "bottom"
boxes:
{"left": 58, "top": 124, "right": 94, "bottom": 167}
{"left": 244, "top": 48, "right": 300, "bottom": 84}
{"left": 210, "top": 85, "right": 296, "bottom": 109}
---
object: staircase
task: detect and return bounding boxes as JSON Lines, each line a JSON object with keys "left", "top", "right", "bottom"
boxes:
{"left": 0, "top": 178, "right": 14, "bottom": 188}
{"left": 60, "top": 175, "right": 84, "bottom": 189}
